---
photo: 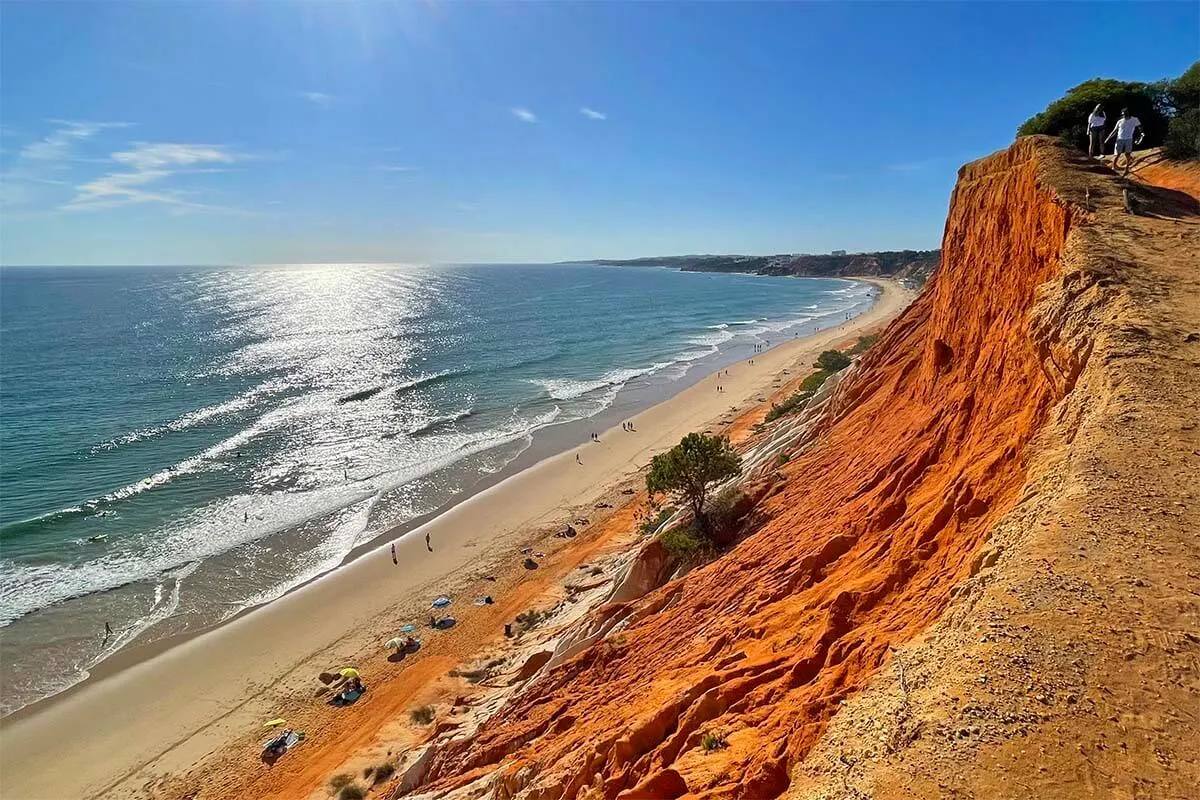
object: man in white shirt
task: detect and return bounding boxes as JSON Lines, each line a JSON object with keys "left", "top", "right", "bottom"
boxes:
{"left": 1105, "top": 108, "right": 1143, "bottom": 176}
{"left": 1087, "top": 104, "right": 1107, "bottom": 158}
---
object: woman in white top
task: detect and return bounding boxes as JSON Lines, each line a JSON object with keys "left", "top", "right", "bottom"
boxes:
{"left": 1087, "top": 104, "right": 1107, "bottom": 158}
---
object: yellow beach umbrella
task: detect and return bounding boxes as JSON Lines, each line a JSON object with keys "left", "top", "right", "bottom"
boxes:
{"left": 264, "top": 718, "right": 287, "bottom": 727}
{"left": 339, "top": 667, "right": 359, "bottom": 679}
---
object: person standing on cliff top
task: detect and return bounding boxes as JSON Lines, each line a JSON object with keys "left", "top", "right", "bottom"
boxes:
{"left": 1105, "top": 108, "right": 1143, "bottom": 176}
{"left": 1087, "top": 104, "right": 1106, "bottom": 158}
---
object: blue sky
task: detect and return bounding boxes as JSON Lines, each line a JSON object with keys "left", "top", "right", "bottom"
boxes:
{"left": 1, "top": 1, "right": 1196, "bottom": 266}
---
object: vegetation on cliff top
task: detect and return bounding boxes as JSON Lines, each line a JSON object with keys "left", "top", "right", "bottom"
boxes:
{"left": 1018, "top": 61, "right": 1198, "bottom": 159}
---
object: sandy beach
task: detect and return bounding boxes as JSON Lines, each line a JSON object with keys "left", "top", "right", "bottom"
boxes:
{"left": 0, "top": 278, "right": 914, "bottom": 800}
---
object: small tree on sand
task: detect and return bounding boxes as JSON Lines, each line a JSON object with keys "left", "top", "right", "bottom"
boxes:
{"left": 647, "top": 433, "right": 741, "bottom": 535}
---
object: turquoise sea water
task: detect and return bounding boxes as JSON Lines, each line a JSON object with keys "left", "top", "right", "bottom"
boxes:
{"left": 0, "top": 263, "right": 875, "bottom": 713}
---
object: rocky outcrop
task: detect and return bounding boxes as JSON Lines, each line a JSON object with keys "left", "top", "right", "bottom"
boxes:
{"left": 398, "top": 138, "right": 1096, "bottom": 799}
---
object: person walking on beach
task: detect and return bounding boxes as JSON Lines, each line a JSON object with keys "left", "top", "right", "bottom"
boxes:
{"left": 1105, "top": 108, "right": 1143, "bottom": 176}
{"left": 391, "top": 542, "right": 397, "bottom": 565}
{"left": 425, "top": 531, "right": 433, "bottom": 552}
{"left": 103, "top": 622, "right": 112, "bottom": 645}
{"left": 576, "top": 453, "right": 582, "bottom": 465}
{"left": 1087, "top": 104, "right": 1107, "bottom": 158}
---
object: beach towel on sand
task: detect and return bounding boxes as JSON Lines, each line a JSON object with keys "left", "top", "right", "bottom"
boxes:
{"left": 262, "top": 730, "right": 303, "bottom": 755}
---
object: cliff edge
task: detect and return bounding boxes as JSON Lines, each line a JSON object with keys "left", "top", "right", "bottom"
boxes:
{"left": 401, "top": 138, "right": 1200, "bottom": 799}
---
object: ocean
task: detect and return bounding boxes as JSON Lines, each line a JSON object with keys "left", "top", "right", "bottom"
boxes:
{"left": 0, "top": 262, "right": 875, "bottom": 714}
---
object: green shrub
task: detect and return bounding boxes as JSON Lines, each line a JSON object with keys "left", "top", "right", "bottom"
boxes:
{"left": 798, "top": 369, "right": 831, "bottom": 394}
{"left": 701, "top": 731, "right": 728, "bottom": 752}
{"left": 1164, "top": 108, "right": 1200, "bottom": 160}
{"left": 776, "top": 451, "right": 790, "bottom": 466}
{"left": 638, "top": 506, "right": 676, "bottom": 536}
{"left": 329, "top": 773, "right": 355, "bottom": 791}
{"left": 372, "top": 761, "right": 396, "bottom": 784}
{"left": 816, "top": 350, "right": 851, "bottom": 372}
{"left": 515, "top": 608, "right": 550, "bottom": 631}
{"left": 849, "top": 334, "right": 879, "bottom": 355}
{"left": 1167, "top": 61, "right": 1200, "bottom": 117}
{"left": 706, "top": 486, "right": 743, "bottom": 534}
{"left": 410, "top": 705, "right": 435, "bottom": 725}
{"left": 660, "top": 526, "right": 703, "bottom": 560}
{"left": 338, "top": 785, "right": 366, "bottom": 800}
{"left": 764, "top": 390, "right": 813, "bottom": 422}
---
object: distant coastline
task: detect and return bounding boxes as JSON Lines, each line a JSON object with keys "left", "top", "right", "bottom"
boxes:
{"left": 559, "top": 249, "right": 940, "bottom": 287}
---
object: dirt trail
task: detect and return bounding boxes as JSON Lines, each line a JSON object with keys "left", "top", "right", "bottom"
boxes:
{"left": 384, "top": 138, "right": 1194, "bottom": 800}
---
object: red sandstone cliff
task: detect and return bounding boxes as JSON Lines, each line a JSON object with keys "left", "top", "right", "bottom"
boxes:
{"left": 397, "top": 138, "right": 1200, "bottom": 799}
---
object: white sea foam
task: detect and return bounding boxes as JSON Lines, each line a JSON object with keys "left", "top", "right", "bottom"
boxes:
{"left": 685, "top": 328, "right": 735, "bottom": 348}
{"left": 95, "top": 561, "right": 199, "bottom": 659}
{"left": 0, "top": 399, "right": 567, "bottom": 628}
{"left": 533, "top": 377, "right": 612, "bottom": 401}
{"left": 232, "top": 499, "right": 375, "bottom": 615}
{"left": 395, "top": 369, "right": 460, "bottom": 392}
{"left": 0, "top": 481, "right": 377, "bottom": 626}
{"left": 530, "top": 362, "right": 674, "bottom": 402}
{"left": 406, "top": 407, "right": 474, "bottom": 436}
{"left": 92, "top": 377, "right": 293, "bottom": 452}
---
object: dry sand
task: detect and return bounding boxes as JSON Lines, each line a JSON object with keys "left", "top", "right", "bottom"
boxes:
{"left": 0, "top": 278, "right": 913, "bottom": 799}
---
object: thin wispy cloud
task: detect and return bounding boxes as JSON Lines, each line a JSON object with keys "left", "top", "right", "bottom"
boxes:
{"left": 455, "top": 202, "right": 478, "bottom": 211}
{"left": 63, "top": 142, "right": 246, "bottom": 212}
{"left": 375, "top": 164, "right": 420, "bottom": 172}
{"left": 17, "top": 120, "right": 130, "bottom": 165}
{"left": 511, "top": 107, "right": 537, "bottom": 123}
{"left": 580, "top": 107, "right": 607, "bottom": 120}
{"left": 1, "top": 120, "right": 131, "bottom": 210}
{"left": 300, "top": 91, "right": 337, "bottom": 106}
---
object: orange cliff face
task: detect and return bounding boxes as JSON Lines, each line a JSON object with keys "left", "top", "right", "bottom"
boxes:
{"left": 412, "top": 138, "right": 1084, "bottom": 800}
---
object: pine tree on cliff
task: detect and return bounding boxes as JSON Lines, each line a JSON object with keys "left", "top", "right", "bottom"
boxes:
{"left": 646, "top": 432, "right": 742, "bottom": 535}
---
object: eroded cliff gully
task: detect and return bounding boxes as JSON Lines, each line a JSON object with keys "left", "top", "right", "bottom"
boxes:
{"left": 410, "top": 138, "right": 1092, "bottom": 800}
